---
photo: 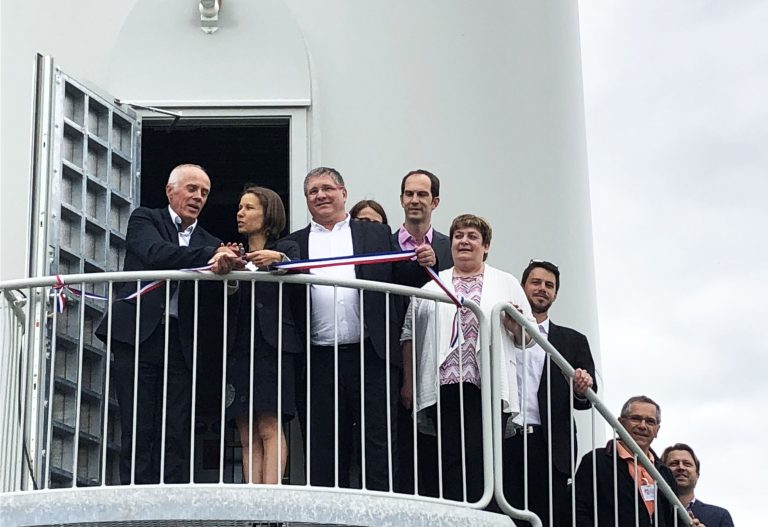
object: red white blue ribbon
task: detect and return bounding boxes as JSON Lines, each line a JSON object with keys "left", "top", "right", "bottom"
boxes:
{"left": 273, "top": 249, "right": 418, "bottom": 271}
{"left": 423, "top": 267, "right": 464, "bottom": 348}
{"left": 274, "top": 249, "right": 465, "bottom": 347}
{"left": 51, "top": 264, "right": 214, "bottom": 312}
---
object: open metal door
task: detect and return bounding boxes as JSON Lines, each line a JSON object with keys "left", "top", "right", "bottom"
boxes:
{"left": 26, "top": 54, "right": 141, "bottom": 488}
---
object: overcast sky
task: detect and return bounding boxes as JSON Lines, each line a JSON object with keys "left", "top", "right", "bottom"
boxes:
{"left": 579, "top": 2, "right": 768, "bottom": 524}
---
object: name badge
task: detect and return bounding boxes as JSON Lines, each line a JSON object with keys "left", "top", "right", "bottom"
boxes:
{"left": 640, "top": 483, "right": 656, "bottom": 502}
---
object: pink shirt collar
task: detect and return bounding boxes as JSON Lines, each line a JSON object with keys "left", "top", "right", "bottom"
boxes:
{"left": 398, "top": 226, "right": 434, "bottom": 250}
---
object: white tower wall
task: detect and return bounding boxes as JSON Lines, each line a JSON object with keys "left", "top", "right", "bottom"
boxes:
{"left": 0, "top": 1, "right": 600, "bottom": 374}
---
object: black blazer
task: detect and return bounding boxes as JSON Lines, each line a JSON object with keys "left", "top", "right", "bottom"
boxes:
{"left": 540, "top": 322, "right": 598, "bottom": 474}
{"left": 575, "top": 442, "right": 679, "bottom": 527}
{"left": 233, "top": 238, "right": 302, "bottom": 355}
{"left": 284, "top": 219, "right": 430, "bottom": 366}
{"left": 95, "top": 206, "right": 232, "bottom": 365}
{"left": 689, "top": 499, "right": 734, "bottom": 527}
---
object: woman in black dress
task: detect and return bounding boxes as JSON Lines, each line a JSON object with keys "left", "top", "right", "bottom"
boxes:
{"left": 227, "top": 185, "right": 300, "bottom": 483}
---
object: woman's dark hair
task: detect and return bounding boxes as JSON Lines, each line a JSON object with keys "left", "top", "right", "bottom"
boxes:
{"left": 240, "top": 185, "right": 287, "bottom": 240}
{"left": 350, "top": 199, "right": 389, "bottom": 225}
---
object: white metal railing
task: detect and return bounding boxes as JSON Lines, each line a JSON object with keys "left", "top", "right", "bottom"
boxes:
{"left": 494, "top": 303, "right": 693, "bottom": 527}
{"left": 0, "top": 270, "right": 504, "bottom": 527}
{"left": 0, "top": 271, "right": 695, "bottom": 527}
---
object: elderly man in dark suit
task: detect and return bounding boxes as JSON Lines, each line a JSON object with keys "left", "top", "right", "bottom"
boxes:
{"left": 95, "top": 163, "right": 242, "bottom": 484}
{"left": 662, "top": 443, "right": 735, "bottom": 527}
{"left": 502, "top": 259, "right": 597, "bottom": 526}
{"left": 285, "top": 166, "right": 436, "bottom": 491}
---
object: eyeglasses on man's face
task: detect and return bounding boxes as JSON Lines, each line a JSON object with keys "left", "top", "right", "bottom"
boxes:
{"left": 306, "top": 185, "right": 343, "bottom": 197}
{"left": 622, "top": 414, "right": 659, "bottom": 427}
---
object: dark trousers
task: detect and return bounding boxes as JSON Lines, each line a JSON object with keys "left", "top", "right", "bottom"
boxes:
{"left": 419, "top": 383, "right": 484, "bottom": 502}
{"left": 503, "top": 426, "right": 572, "bottom": 527}
{"left": 303, "top": 341, "right": 398, "bottom": 491}
{"left": 112, "top": 320, "right": 192, "bottom": 484}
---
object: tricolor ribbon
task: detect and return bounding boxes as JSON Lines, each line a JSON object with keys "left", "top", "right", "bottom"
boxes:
{"left": 274, "top": 250, "right": 465, "bottom": 348}
{"left": 51, "top": 264, "right": 215, "bottom": 312}
{"left": 273, "top": 249, "right": 418, "bottom": 271}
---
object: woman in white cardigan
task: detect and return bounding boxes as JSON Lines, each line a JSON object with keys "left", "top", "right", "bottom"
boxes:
{"left": 400, "top": 214, "right": 533, "bottom": 502}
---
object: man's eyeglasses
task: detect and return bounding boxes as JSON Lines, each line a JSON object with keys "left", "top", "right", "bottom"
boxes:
{"left": 622, "top": 414, "right": 659, "bottom": 427}
{"left": 306, "top": 185, "right": 343, "bottom": 197}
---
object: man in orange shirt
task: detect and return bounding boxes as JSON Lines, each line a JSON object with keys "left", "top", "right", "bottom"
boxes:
{"left": 574, "top": 395, "right": 682, "bottom": 527}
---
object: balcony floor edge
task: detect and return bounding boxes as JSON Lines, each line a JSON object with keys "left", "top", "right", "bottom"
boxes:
{"left": 0, "top": 485, "right": 517, "bottom": 527}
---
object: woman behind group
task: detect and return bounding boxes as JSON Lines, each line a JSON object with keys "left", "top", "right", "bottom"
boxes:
{"left": 350, "top": 199, "right": 388, "bottom": 225}
{"left": 227, "top": 185, "right": 300, "bottom": 483}
{"left": 400, "top": 214, "right": 532, "bottom": 501}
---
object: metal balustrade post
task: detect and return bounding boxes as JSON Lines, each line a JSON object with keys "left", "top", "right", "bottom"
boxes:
{"left": 160, "top": 280, "right": 171, "bottom": 484}
{"left": 100, "top": 282, "right": 114, "bottom": 486}
{"left": 569, "top": 375, "right": 576, "bottom": 527}
{"left": 44, "top": 293, "right": 58, "bottom": 490}
{"left": 304, "top": 284, "right": 311, "bottom": 487}
{"left": 248, "top": 282, "right": 256, "bottom": 483}
{"left": 409, "top": 295, "right": 419, "bottom": 497}
{"left": 476, "top": 295, "right": 494, "bottom": 509}
{"left": 358, "top": 288, "right": 366, "bottom": 490}
{"left": 218, "top": 280, "right": 229, "bottom": 484}
{"left": 130, "top": 280, "right": 141, "bottom": 486}
{"left": 333, "top": 285, "right": 339, "bottom": 489}
{"left": 385, "top": 292, "right": 393, "bottom": 493}
{"left": 457, "top": 305, "right": 467, "bottom": 504}
{"left": 276, "top": 280, "right": 285, "bottom": 486}
{"left": 189, "top": 281, "right": 200, "bottom": 484}
{"left": 434, "top": 299, "right": 443, "bottom": 500}
{"left": 71, "top": 281, "right": 88, "bottom": 486}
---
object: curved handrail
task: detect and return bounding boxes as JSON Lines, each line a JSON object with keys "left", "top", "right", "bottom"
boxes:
{"left": 493, "top": 302, "right": 692, "bottom": 527}
{"left": 0, "top": 269, "right": 500, "bottom": 516}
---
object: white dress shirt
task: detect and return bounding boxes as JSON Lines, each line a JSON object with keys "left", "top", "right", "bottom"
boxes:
{"left": 512, "top": 317, "right": 548, "bottom": 427}
{"left": 308, "top": 214, "right": 361, "bottom": 345}
{"left": 168, "top": 206, "right": 197, "bottom": 318}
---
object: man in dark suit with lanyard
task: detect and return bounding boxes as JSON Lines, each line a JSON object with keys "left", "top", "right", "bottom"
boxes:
{"left": 285, "top": 166, "right": 436, "bottom": 491}
{"left": 392, "top": 169, "right": 453, "bottom": 493}
{"left": 503, "top": 259, "right": 597, "bottom": 526}
{"left": 95, "top": 163, "right": 242, "bottom": 484}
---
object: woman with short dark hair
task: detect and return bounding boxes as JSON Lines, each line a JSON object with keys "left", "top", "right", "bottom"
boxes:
{"left": 401, "top": 213, "right": 531, "bottom": 501}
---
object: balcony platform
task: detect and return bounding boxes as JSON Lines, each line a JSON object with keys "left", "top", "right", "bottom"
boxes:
{"left": 0, "top": 485, "right": 516, "bottom": 527}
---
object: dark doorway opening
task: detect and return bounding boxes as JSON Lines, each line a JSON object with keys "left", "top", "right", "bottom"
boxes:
{"left": 139, "top": 118, "right": 292, "bottom": 482}
{"left": 140, "top": 118, "right": 290, "bottom": 244}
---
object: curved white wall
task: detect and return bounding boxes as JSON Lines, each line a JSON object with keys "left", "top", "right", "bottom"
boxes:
{"left": 0, "top": 1, "right": 599, "bottom": 375}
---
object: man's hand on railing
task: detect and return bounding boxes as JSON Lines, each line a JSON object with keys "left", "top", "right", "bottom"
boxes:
{"left": 572, "top": 368, "right": 594, "bottom": 397}
{"left": 501, "top": 304, "right": 533, "bottom": 347}
{"left": 208, "top": 245, "right": 245, "bottom": 274}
